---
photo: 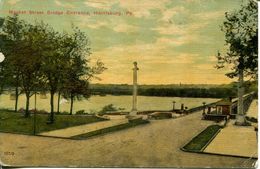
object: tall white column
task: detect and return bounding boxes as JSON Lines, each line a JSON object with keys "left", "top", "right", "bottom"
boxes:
{"left": 131, "top": 62, "right": 139, "bottom": 115}
{"left": 236, "top": 69, "right": 245, "bottom": 125}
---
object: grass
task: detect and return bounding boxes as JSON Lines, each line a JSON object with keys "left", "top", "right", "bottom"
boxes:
{"left": 0, "top": 110, "right": 106, "bottom": 135}
{"left": 182, "top": 125, "right": 221, "bottom": 152}
{"left": 72, "top": 118, "right": 149, "bottom": 139}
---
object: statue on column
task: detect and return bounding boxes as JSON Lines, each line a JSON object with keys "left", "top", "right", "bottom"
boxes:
{"left": 130, "top": 61, "right": 139, "bottom": 116}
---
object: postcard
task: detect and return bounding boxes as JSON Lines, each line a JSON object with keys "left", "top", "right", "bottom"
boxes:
{"left": 0, "top": 0, "right": 258, "bottom": 168}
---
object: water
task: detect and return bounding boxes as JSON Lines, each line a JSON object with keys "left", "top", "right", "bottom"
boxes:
{"left": 0, "top": 94, "right": 220, "bottom": 113}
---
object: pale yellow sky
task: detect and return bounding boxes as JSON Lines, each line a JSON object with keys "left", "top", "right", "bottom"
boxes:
{"left": 1, "top": 0, "right": 244, "bottom": 84}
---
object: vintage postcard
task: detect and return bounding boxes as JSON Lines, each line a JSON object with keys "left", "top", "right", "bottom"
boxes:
{"left": 0, "top": 0, "right": 258, "bottom": 168}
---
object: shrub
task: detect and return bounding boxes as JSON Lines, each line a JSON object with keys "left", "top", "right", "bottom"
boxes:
{"left": 18, "top": 108, "right": 25, "bottom": 113}
{"left": 98, "top": 104, "right": 124, "bottom": 115}
{"left": 59, "top": 111, "right": 69, "bottom": 115}
{"left": 75, "top": 110, "right": 85, "bottom": 115}
{"left": 246, "top": 116, "right": 258, "bottom": 123}
{"left": 38, "top": 110, "right": 48, "bottom": 114}
{"left": 149, "top": 112, "right": 172, "bottom": 119}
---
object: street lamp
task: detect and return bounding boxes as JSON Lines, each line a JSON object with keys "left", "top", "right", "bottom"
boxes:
{"left": 172, "top": 101, "right": 176, "bottom": 111}
{"left": 33, "top": 91, "right": 37, "bottom": 135}
{"left": 202, "top": 102, "right": 206, "bottom": 114}
{"left": 33, "top": 91, "right": 47, "bottom": 135}
{"left": 33, "top": 91, "right": 41, "bottom": 135}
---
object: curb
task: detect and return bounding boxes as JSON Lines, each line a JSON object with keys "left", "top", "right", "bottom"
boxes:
{"left": 201, "top": 127, "right": 221, "bottom": 151}
{"left": 181, "top": 124, "right": 221, "bottom": 152}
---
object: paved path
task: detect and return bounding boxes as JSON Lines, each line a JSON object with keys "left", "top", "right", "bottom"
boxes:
{"left": 204, "top": 120, "right": 257, "bottom": 158}
{"left": 204, "top": 100, "right": 258, "bottom": 158}
{"left": 39, "top": 119, "right": 128, "bottom": 138}
{"left": 246, "top": 99, "right": 258, "bottom": 119}
{"left": 0, "top": 111, "right": 256, "bottom": 168}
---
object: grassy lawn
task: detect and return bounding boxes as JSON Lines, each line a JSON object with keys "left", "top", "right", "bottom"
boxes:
{"left": 0, "top": 110, "right": 106, "bottom": 135}
{"left": 72, "top": 118, "right": 149, "bottom": 139}
{"left": 182, "top": 125, "right": 221, "bottom": 152}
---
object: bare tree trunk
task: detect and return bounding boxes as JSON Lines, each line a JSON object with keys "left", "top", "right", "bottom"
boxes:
{"left": 236, "top": 69, "right": 246, "bottom": 125}
{"left": 49, "top": 91, "right": 55, "bottom": 123}
{"left": 57, "top": 91, "right": 60, "bottom": 114}
{"left": 15, "top": 86, "right": 19, "bottom": 112}
{"left": 70, "top": 94, "right": 74, "bottom": 115}
{"left": 24, "top": 92, "right": 30, "bottom": 118}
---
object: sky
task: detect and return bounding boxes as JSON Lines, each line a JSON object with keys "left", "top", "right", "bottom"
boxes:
{"left": 0, "top": 0, "right": 245, "bottom": 85}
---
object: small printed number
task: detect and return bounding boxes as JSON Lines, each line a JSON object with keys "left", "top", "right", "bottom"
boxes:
{"left": 4, "top": 152, "right": 14, "bottom": 156}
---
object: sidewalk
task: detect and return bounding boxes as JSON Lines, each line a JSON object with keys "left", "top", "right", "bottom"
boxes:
{"left": 39, "top": 119, "right": 128, "bottom": 138}
{"left": 204, "top": 100, "right": 258, "bottom": 158}
{"left": 246, "top": 99, "right": 258, "bottom": 119}
{"left": 204, "top": 121, "right": 257, "bottom": 158}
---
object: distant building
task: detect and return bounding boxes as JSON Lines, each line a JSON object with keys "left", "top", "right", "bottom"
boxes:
{"left": 202, "top": 99, "right": 233, "bottom": 121}
{"left": 215, "top": 100, "right": 232, "bottom": 115}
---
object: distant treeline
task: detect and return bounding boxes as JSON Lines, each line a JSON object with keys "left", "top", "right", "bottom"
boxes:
{"left": 90, "top": 82, "right": 257, "bottom": 98}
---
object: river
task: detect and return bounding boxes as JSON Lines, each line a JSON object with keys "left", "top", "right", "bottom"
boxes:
{"left": 0, "top": 94, "right": 220, "bottom": 113}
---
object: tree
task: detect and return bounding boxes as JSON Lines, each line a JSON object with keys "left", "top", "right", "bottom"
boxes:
{"left": 0, "top": 15, "right": 106, "bottom": 119}
{"left": 0, "top": 15, "right": 45, "bottom": 117}
{"left": 61, "top": 27, "right": 106, "bottom": 115}
{"left": 0, "top": 15, "right": 26, "bottom": 112}
{"left": 216, "top": 0, "right": 257, "bottom": 125}
{"left": 37, "top": 23, "right": 68, "bottom": 123}
{"left": 63, "top": 79, "right": 90, "bottom": 115}
{"left": 216, "top": 0, "right": 257, "bottom": 79}
{"left": 17, "top": 23, "right": 44, "bottom": 117}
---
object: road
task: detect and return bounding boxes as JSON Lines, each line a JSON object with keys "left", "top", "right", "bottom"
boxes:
{"left": 0, "top": 110, "right": 256, "bottom": 168}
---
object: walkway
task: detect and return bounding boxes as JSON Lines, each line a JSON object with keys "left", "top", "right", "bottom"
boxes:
{"left": 39, "top": 119, "right": 128, "bottom": 138}
{"left": 1, "top": 110, "right": 255, "bottom": 168}
{"left": 204, "top": 121, "right": 257, "bottom": 158}
{"left": 246, "top": 99, "right": 258, "bottom": 119}
{"left": 204, "top": 100, "right": 258, "bottom": 158}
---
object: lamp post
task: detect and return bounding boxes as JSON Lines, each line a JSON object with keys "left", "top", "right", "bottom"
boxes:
{"left": 33, "top": 91, "right": 37, "bottom": 135}
{"left": 202, "top": 102, "right": 206, "bottom": 114}
{"left": 172, "top": 101, "right": 176, "bottom": 111}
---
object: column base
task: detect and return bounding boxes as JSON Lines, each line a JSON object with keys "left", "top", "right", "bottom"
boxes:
{"left": 234, "top": 114, "right": 251, "bottom": 126}
{"left": 130, "top": 109, "right": 138, "bottom": 116}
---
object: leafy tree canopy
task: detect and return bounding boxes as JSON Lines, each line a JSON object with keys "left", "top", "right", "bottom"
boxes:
{"left": 216, "top": 0, "right": 258, "bottom": 80}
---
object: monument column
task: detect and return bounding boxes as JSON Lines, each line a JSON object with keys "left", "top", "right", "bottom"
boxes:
{"left": 131, "top": 62, "right": 139, "bottom": 115}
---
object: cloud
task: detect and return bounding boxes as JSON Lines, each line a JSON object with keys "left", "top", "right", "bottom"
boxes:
{"left": 119, "top": 0, "right": 171, "bottom": 18}
{"left": 83, "top": 0, "right": 170, "bottom": 18}
{"left": 90, "top": 41, "right": 231, "bottom": 84}
{"left": 55, "top": 0, "right": 75, "bottom": 8}
{"left": 79, "top": 18, "right": 139, "bottom": 33}
{"left": 161, "top": 6, "right": 186, "bottom": 22}
{"left": 113, "top": 23, "right": 139, "bottom": 33}
{"left": 208, "top": 55, "right": 218, "bottom": 62}
{"left": 153, "top": 24, "right": 185, "bottom": 35}
{"left": 90, "top": 38, "right": 198, "bottom": 68}
{"left": 84, "top": 0, "right": 115, "bottom": 10}
{"left": 156, "top": 35, "right": 199, "bottom": 46}
{"left": 145, "top": 53, "right": 197, "bottom": 64}
{"left": 7, "top": 0, "right": 21, "bottom": 5}
{"left": 154, "top": 19, "right": 207, "bottom": 35}
{"left": 194, "top": 63, "right": 215, "bottom": 70}
{"left": 81, "top": 21, "right": 108, "bottom": 29}
{"left": 194, "top": 11, "right": 225, "bottom": 21}
{"left": 154, "top": 22, "right": 208, "bottom": 46}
